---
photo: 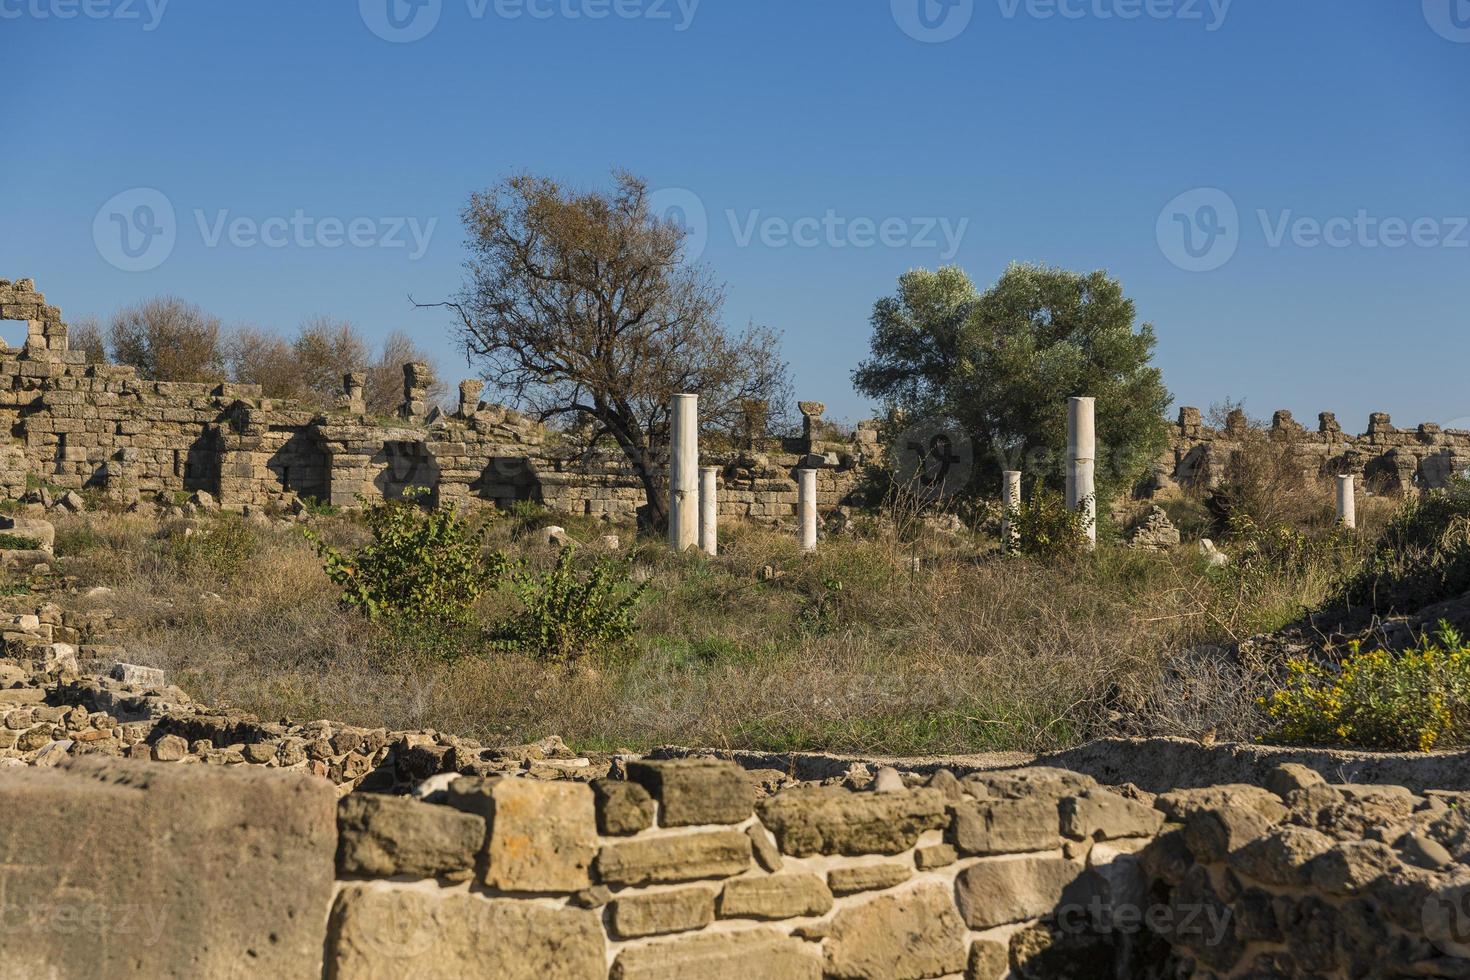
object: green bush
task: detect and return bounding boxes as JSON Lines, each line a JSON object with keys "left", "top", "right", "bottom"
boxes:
{"left": 0, "top": 533, "right": 41, "bottom": 551}
{"left": 495, "top": 546, "right": 644, "bottom": 663}
{"left": 307, "top": 495, "right": 506, "bottom": 624}
{"left": 1336, "top": 479, "right": 1470, "bottom": 615}
{"left": 1011, "top": 489, "right": 1090, "bottom": 560}
{"left": 1262, "top": 622, "right": 1470, "bottom": 751}
{"left": 166, "top": 518, "right": 257, "bottom": 578}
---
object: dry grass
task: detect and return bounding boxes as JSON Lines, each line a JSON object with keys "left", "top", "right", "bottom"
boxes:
{"left": 23, "top": 486, "right": 1396, "bottom": 758}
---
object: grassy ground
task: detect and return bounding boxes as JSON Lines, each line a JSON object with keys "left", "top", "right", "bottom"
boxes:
{"left": 24, "top": 485, "right": 1396, "bottom": 757}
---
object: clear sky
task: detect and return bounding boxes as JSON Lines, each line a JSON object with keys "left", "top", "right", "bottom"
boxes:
{"left": 3, "top": 1, "right": 1468, "bottom": 430}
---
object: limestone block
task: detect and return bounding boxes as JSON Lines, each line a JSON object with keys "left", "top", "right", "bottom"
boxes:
{"left": 591, "top": 777, "right": 656, "bottom": 835}
{"left": 1058, "top": 789, "right": 1164, "bottom": 841}
{"left": 0, "top": 757, "right": 336, "bottom": 978}
{"left": 596, "top": 829, "right": 752, "bottom": 886}
{"left": 717, "top": 873, "right": 833, "bottom": 920}
{"left": 610, "top": 928, "right": 820, "bottom": 980}
{"left": 445, "top": 776, "right": 596, "bottom": 892}
{"left": 609, "top": 886, "right": 717, "bottom": 939}
{"left": 627, "top": 758, "right": 754, "bottom": 826}
{"left": 329, "top": 885, "right": 605, "bottom": 979}
{"left": 337, "top": 793, "right": 486, "bottom": 881}
{"left": 954, "top": 855, "right": 1084, "bottom": 929}
{"left": 949, "top": 797, "right": 1060, "bottom": 855}
{"left": 756, "top": 787, "right": 948, "bottom": 857}
{"left": 827, "top": 863, "right": 913, "bottom": 896}
{"left": 823, "top": 883, "right": 969, "bottom": 979}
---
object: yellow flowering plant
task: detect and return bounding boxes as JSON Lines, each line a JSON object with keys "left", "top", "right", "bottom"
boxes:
{"left": 1262, "top": 621, "right": 1470, "bottom": 752}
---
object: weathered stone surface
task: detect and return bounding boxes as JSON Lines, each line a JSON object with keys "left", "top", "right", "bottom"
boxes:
{"left": 828, "top": 862, "right": 913, "bottom": 896}
{"left": 824, "top": 883, "right": 969, "bottom": 979}
{"left": 747, "top": 822, "right": 784, "bottom": 871}
{"left": 1154, "top": 784, "right": 1287, "bottom": 824}
{"left": 966, "top": 938, "right": 1008, "bottom": 980}
{"left": 109, "top": 661, "right": 166, "bottom": 688}
{"left": 954, "top": 855, "right": 1084, "bottom": 929}
{"left": 596, "top": 829, "right": 751, "bottom": 886}
{"left": 329, "top": 884, "right": 605, "bottom": 979}
{"left": 610, "top": 928, "right": 821, "bottom": 980}
{"left": 914, "top": 842, "right": 957, "bottom": 869}
{"left": 718, "top": 873, "right": 833, "bottom": 919}
{"left": 962, "top": 766, "right": 1097, "bottom": 801}
{"left": 949, "top": 797, "right": 1059, "bottom": 855}
{"left": 627, "top": 758, "right": 755, "bottom": 826}
{"left": 1265, "top": 762, "right": 1325, "bottom": 799}
{"left": 1183, "top": 802, "right": 1278, "bottom": 863}
{"left": 592, "top": 777, "right": 656, "bottom": 835}
{"left": 446, "top": 776, "right": 596, "bottom": 891}
{"left": 1227, "top": 825, "right": 1335, "bottom": 887}
{"left": 1059, "top": 789, "right": 1163, "bottom": 841}
{"left": 0, "top": 756, "right": 335, "bottom": 979}
{"left": 610, "top": 886, "right": 716, "bottom": 939}
{"left": 1307, "top": 840, "right": 1402, "bottom": 895}
{"left": 337, "top": 793, "right": 485, "bottom": 881}
{"left": 756, "top": 787, "right": 948, "bottom": 856}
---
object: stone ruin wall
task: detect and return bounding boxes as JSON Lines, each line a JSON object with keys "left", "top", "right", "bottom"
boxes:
{"left": 0, "top": 278, "right": 871, "bottom": 522}
{"left": 4, "top": 591, "right": 1470, "bottom": 977}
{"left": 1163, "top": 406, "right": 1470, "bottom": 495}
{"left": 9, "top": 274, "right": 1465, "bottom": 526}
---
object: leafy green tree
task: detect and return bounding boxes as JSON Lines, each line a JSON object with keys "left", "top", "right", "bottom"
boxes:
{"left": 855, "top": 263, "right": 1172, "bottom": 496}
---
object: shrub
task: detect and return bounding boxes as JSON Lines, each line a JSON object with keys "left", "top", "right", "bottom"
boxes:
{"left": 495, "top": 546, "right": 644, "bottom": 662}
{"left": 1336, "top": 479, "right": 1470, "bottom": 615}
{"left": 0, "top": 533, "right": 40, "bottom": 551}
{"left": 1262, "top": 622, "right": 1470, "bottom": 751}
{"left": 307, "top": 495, "right": 506, "bottom": 623}
{"left": 166, "top": 518, "right": 257, "bottom": 578}
{"left": 1011, "top": 489, "right": 1090, "bottom": 560}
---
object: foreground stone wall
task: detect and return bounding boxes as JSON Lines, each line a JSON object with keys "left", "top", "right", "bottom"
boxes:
{"left": 0, "top": 278, "right": 869, "bottom": 523}
{"left": 5, "top": 639, "right": 1470, "bottom": 979}
{"left": 8, "top": 744, "right": 1470, "bottom": 978}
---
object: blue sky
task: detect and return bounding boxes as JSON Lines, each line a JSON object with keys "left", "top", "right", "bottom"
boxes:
{"left": 3, "top": 1, "right": 1468, "bottom": 430}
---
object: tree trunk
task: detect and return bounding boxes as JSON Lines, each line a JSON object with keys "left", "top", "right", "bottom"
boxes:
{"left": 601, "top": 412, "right": 668, "bottom": 532}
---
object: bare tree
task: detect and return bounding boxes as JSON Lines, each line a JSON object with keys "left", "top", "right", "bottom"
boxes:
{"left": 226, "top": 325, "right": 302, "bottom": 399}
{"left": 428, "top": 170, "right": 791, "bottom": 526}
{"left": 293, "top": 316, "right": 371, "bottom": 405}
{"left": 67, "top": 315, "right": 108, "bottom": 364}
{"left": 109, "top": 297, "right": 226, "bottom": 383}
{"left": 365, "top": 329, "right": 446, "bottom": 415}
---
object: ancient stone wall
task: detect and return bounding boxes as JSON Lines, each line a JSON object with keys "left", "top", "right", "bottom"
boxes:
{"left": 3, "top": 642, "right": 1469, "bottom": 978}
{"left": 0, "top": 278, "right": 871, "bottom": 522}
{"left": 1164, "top": 405, "right": 1470, "bottom": 494}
